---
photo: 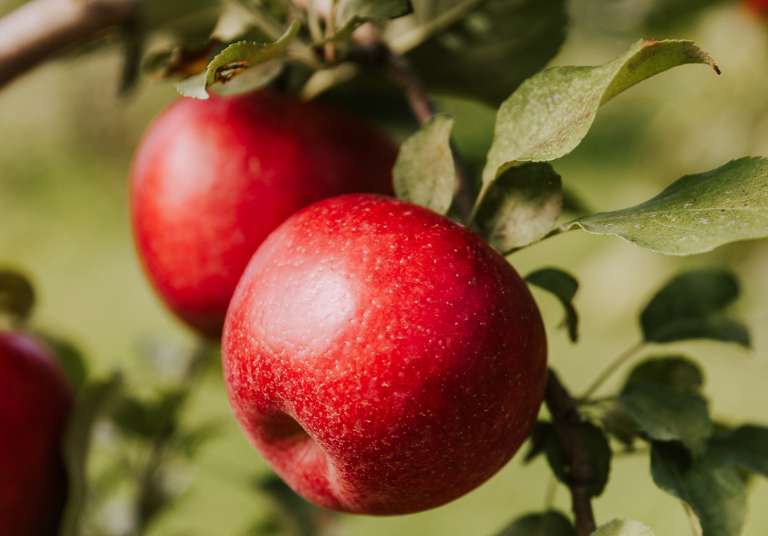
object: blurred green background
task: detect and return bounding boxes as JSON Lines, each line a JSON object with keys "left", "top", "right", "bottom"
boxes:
{"left": 1, "top": 0, "right": 768, "bottom": 534}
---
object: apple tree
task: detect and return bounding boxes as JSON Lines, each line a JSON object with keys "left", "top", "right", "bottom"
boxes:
{"left": 1, "top": 0, "right": 768, "bottom": 535}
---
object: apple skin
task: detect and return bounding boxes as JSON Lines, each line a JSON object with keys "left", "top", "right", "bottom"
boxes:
{"left": 0, "top": 330, "right": 73, "bottom": 536}
{"left": 130, "top": 91, "right": 398, "bottom": 339}
{"left": 222, "top": 194, "right": 548, "bottom": 515}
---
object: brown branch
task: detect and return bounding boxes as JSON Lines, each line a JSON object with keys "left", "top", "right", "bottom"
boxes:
{"left": 545, "top": 369, "right": 597, "bottom": 536}
{"left": 0, "top": 0, "right": 139, "bottom": 89}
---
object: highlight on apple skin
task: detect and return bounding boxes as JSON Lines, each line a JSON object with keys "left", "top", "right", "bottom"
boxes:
{"left": 130, "top": 91, "right": 398, "bottom": 339}
{"left": 222, "top": 194, "right": 548, "bottom": 515}
{"left": 0, "top": 330, "right": 73, "bottom": 536}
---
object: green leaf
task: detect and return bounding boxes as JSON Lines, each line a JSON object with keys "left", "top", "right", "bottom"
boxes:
{"left": 709, "top": 425, "right": 768, "bottom": 478}
{"left": 0, "top": 269, "right": 34, "bottom": 323}
{"left": 619, "top": 381, "right": 712, "bottom": 456}
{"left": 525, "top": 268, "right": 579, "bottom": 342}
{"left": 36, "top": 333, "right": 89, "bottom": 394}
{"left": 545, "top": 420, "right": 612, "bottom": 497}
{"left": 593, "top": 519, "right": 659, "bottom": 536}
{"left": 334, "top": 0, "right": 413, "bottom": 41}
{"left": 494, "top": 510, "right": 576, "bottom": 536}
{"left": 524, "top": 421, "right": 555, "bottom": 464}
{"left": 563, "top": 158, "right": 768, "bottom": 255}
{"left": 475, "top": 163, "right": 562, "bottom": 252}
{"left": 643, "top": 0, "right": 726, "bottom": 30}
{"left": 111, "top": 390, "right": 185, "bottom": 439}
{"left": 480, "top": 39, "right": 719, "bottom": 202}
{"left": 599, "top": 401, "right": 642, "bottom": 448}
{"left": 393, "top": 113, "right": 455, "bottom": 214}
{"left": 396, "top": 0, "right": 568, "bottom": 104}
{"left": 59, "top": 376, "right": 123, "bottom": 536}
{"left": 640, "top": 269, "right": 749, "bottom": 347}
{"left": 626, "top": 356, "right": 705, "bottom": 399}
{"left": 651, "top": 442, "right": 747, "bottom": 536}
{"left": 177, "top": 19, "right": 301, "bottom": 99}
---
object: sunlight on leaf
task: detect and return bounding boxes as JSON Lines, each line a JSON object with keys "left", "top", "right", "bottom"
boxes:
{"left": 480, "top": 39, "right": 719, "bottom": 207}
{"left": 565, "top": 158, "right": 768, "bottom": 255}
{"left": 593, "top": 519, "right": 658, "bottom": 536}
{"left": 393, "top": 113, "right": 455, "bottom": 214}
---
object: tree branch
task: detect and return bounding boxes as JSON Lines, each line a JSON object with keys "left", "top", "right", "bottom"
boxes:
{"left": 545, "top": 369, "right": 597, "bottom": 536}
{"left": 0, "top": 0, "right": 139, "bottom": 89}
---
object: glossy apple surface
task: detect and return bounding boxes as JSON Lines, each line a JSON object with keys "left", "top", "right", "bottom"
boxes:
{"left": 130, "top": 91, "right": 398, "bottom": 338}
{"left": 0, "top": 331, "right": 73, "bottom": 535}
{"left": 222, "top": 194, "right": 548, "bottom": 515}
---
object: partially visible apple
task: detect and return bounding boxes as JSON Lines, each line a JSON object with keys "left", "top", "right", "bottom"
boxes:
{"left": 130, "top": 91, "right": 398, "bottom": 338}
{"left": 222, "top": 194, "right": 548, "bottom": 515}
{"left": 0, "top": 331, "right": 73, "bottom": 535}
{"left": 744, "top": 0, "right": 768, "bottom": 18}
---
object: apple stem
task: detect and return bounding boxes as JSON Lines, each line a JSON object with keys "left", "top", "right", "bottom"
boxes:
{"left": 544, "top": 368, "right": 597, "bottom": 536}
{"left": 377, "top": 46, "right": 475, "bottom": 222}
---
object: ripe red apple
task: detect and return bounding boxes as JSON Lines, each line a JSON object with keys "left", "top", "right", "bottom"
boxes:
{"left": 0, "top": 330, "right": 73, "bottom": 535}
{"left": 222, "top": 194, "right": 548, "bottom": 515}
{"left": 130, "top": 91, "right": 398, "bottom": 338}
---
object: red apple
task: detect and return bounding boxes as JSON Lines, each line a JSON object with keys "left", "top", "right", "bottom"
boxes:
{"left": 222, "top": 194, "right": 548, "bottom": 515}
{"left": 0, "top": 330, "right": 73, "bottom": 535}
{"left": 130, "top": 91, "right": 398, "bottom": 338}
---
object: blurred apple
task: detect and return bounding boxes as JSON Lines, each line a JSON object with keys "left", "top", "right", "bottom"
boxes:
{"left": 130, "top": 91, "right": 398, "bottom": 338}
{"left": 0, "top": 330, "right": 73, "bottom": 536}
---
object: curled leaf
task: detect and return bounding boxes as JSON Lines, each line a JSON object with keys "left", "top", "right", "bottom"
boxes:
{"left": 177, "top": 20, "right": 301, "bottom": 99}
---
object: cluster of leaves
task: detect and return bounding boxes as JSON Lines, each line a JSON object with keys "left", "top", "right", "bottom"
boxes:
{"left": 136, "top": 0, "right": 569, "bottom": 102}
{"left": 505, "top": 268, "right": 768, "bottom": 536}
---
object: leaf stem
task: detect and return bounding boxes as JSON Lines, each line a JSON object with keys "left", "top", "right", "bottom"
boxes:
{"left": 544, "top": 369, "right": 597, "bottom": 536}
{"left": 683, "top": 502, "right": 704, "bottom": 536}
{"left": 306, "top": 0, "right": 324, "bottom": 44}
{"left": 324, "top": 0, "right": 337, "bottom": 63}
{"left": 579, "top": 341, "right": 644, "bottom": 401}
